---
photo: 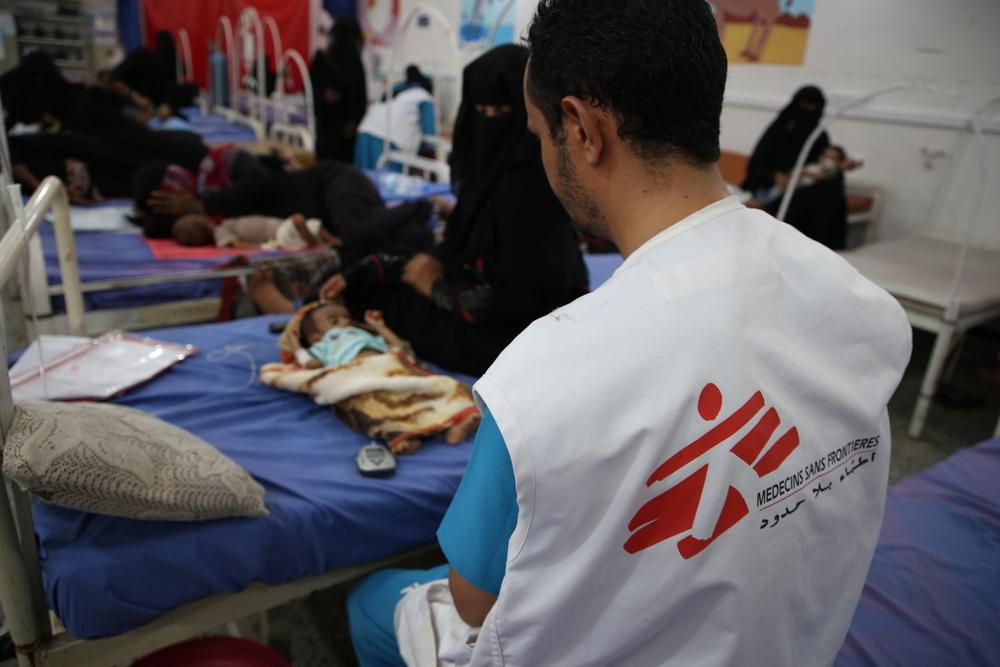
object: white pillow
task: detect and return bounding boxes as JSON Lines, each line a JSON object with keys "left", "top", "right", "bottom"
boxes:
{"left": 3, "top": 402, "right": 268, "bottom": 521}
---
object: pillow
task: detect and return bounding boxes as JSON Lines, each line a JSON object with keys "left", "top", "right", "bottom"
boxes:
{"left": 3, "top": 402, "right": 268, "bottom": 521}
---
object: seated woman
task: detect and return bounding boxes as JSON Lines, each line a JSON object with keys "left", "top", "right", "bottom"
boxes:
{"left": 741, "top": 85, "right": 853, "bottom": 249}
{"left": 318, "top": 45, "right": 588, "bottom": 376}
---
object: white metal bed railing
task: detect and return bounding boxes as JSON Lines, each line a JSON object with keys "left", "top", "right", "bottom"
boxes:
{"left": 209, "top": 11, "right": 267, "bottom": 142}
{"left": 212, "top": 16, "right": 238, "bottom": 114}
{"left": 376, "top": 3, "right": 460, "bottom": 182}
{"left": 176, "top": 28, "right": 194, "bottom": 85}
{"left": 0, "top": 177, "right": 82, "bottom": 666}
{"left": 269, "top": 49, "right": 315, "bottom": 152}
{"left": 783, "top": 87, "right": 1000, "bottom": 439}
{"left": 209, "top": 10, "right": 317, "bottom": 150}
{"left": 0, "top": 177, "right": 437, "bottom": 666}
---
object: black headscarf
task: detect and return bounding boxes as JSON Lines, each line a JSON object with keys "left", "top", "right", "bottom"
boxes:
{"left": 742, "top": 85, "right": 830, "bottom": 193}
{"left": 439, "top": 44, "right": 531, "bottom": 265}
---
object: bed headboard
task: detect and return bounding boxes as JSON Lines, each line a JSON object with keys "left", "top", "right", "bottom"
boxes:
{"left": 0, "top": 176, "right": 84, "bottom": 662}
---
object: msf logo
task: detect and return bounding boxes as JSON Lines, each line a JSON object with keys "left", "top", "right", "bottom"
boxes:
{"left": 624, "top": 383, "right": 799, "bottom": 559}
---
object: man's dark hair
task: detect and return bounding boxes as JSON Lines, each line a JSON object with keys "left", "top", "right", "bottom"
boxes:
{"left": 526, "top": 0, "right": 727, "bottom": 166}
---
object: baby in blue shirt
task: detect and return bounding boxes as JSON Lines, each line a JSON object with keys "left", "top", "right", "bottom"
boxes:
{"left": 300, "top": 302, "right": 411, "bottom": 368}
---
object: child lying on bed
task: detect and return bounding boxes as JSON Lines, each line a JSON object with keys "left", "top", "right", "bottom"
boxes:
{"left": 260, "top": 302, "right": 480, "bottom": 454}
{"left": 172, "top": 212, "right": 342, "bottom": 251}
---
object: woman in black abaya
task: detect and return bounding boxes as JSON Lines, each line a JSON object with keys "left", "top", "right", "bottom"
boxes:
{"left": 742, "top": 85, "right": 849, "bottom": 249}
{"left": 310, "top": 16, "right": 368, "bottom": 162}
{"left": 319, "top": 44, "right": 588, "bottom": 376}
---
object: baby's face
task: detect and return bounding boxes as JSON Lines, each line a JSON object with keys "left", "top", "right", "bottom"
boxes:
{"left": 306, "top": 304, "right": 352, "bottom": 343}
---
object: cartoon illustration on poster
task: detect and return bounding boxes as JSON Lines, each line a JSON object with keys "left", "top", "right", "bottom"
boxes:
{"left": 459, "top": 0, "right": 515, "bottom": 48}
{"left": 708, "top": 0, "right": 815, "bottom": 65}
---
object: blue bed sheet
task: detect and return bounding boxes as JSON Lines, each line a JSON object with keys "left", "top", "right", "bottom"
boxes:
{"left": 179, "top": 106, "right": 259, "bottom": 143}
{"left": 39, "top": 225, "right": 222, "bottom": 312}
{"left": 835, "top": 438, "right": 1000, "bottom": 666}
{"left": 32, "top": 315, "right": 476, "bottom": 639}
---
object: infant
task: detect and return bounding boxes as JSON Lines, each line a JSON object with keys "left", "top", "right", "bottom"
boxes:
{"left": 299, "top": 302, "right": 411, "bottom": 369}
{"left": 172, "top": 212, "right": 341, "bottom": 250}
{"left": 295, "top": 302, "right": 480, "bottom": 453}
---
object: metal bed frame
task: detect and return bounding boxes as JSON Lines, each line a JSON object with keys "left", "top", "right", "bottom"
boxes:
{"left": 779, "top": 90, "right": 1000, "bottom": 439}
{"left": 208, "top": 9, "right": 317, "bottom": 151}
{"left": 0, "top": 178, "right": 432, "bottom": 666}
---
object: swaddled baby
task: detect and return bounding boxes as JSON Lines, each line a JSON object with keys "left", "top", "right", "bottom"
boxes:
{"left": 298, "top": 302, "right": 409, "bottom": 369}
{"left": 261, "top": 302, "right": 479, "bottom": 454}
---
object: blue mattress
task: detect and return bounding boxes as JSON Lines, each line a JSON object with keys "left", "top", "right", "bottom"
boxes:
{"left": 32, "top": 315, "right": 476, "bottom": 639}
{"left": 835, "top": 437, "right": 1000, "bottom": 665}
{"left": 39, "top": 225, "right": 222, "bottom": 312}
{"left": 178, "top": 106, "right": 259, "bottom": 143}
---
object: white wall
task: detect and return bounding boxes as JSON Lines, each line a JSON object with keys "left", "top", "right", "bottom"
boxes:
{"left": 369, "top": 0, "right": 1000, "bottom": 249}
{"left": 721, "top": 0, "right": 1000, "bottom": 249}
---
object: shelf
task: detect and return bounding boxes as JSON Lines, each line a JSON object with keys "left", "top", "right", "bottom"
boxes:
{"left": 54, "top": 59, "right": 87, "bottom": 69}
{"left": 14, "top": 14, "right": 85, "bottom": 25}
{"left": 16, "top": 36, "right": 85, "bottom": 47}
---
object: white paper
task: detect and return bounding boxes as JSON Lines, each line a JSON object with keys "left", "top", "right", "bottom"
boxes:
{"left": 11, "top": 333, "right": 195, "bottom": 401}
{"left": 65, "top": 204, "right": 138, "bottom": 232}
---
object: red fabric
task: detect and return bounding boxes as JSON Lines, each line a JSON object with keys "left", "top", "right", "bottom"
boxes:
{"left": 142, "top": 0, "right": 311, "bottom": 91}
{"left": 144, "top": 237, "right": 263, "bottom": 260}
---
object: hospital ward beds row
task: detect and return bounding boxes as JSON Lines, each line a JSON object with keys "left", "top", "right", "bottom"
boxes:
{"left": 26, "top": 169, "right": 452, "bottom": 338}
{"left": 1, "top": 178, "right": 997, "bottom": 666}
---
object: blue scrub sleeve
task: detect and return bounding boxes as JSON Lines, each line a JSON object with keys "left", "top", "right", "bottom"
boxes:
{"left": 419, "top": 101, "right": 436, "bottom": 137}
{"left": 436, "top": 407, "right": 518, "bottom": 596}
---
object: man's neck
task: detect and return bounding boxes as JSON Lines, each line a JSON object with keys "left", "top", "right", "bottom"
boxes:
{"left": 604, "top": 161, "right": 731, "bottom": 258}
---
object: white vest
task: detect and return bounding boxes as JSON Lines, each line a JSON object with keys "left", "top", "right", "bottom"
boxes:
{"left": 358, "top": 86, "right": 434, "bottom": 154}
{"left": 470, "top": 198, "right": 911, "bottom": 666}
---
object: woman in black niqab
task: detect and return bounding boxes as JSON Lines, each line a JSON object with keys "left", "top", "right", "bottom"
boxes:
{"left": 741, "top": 85, "right": 829, "bottom": 194}
{"left": 310, "top": 16, "right": 368, "bottom": 161}
{"left": 328, "top": 44, "right": 588, "bottom": 375}
{"left": 742, "top": 85, "right": 849, "bottom": 250}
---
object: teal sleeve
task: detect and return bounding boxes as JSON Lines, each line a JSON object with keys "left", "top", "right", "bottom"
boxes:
{"left": 419, "top": 101, "right": 436, "bottom": 136}
{"left": 436, "top": 406, "right": 517, "bottom": 596}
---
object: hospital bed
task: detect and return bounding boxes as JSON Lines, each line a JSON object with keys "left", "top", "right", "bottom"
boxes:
{"left": 0, "top": 178, "right": 474, "bottom": 666}
{"left": 835, "top": 436, "right": 1000, "bottom": 666}
{"left": 839, "top": 235, "right": 1000, "bottom": 438}
{"left": 798, "top": 96, "right": 1000, "bottom": 439}
{"left": 30, "top": 171, "right": 450, "bottom": 337}
{"left": 206, "top": 10, "right": 316, "bottom": 152}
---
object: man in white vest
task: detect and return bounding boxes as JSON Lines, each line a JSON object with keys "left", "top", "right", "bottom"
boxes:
{"left": 346, "top": 1, "right": 912, "bottom": 665}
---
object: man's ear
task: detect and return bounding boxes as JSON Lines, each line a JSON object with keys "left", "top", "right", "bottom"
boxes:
{"left": 560, "top": 96, "right": 605, "bottom": 166}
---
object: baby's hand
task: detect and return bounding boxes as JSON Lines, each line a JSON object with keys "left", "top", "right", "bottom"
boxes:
{"left": 364, "top": 310, "right": 385, "bottom": 328}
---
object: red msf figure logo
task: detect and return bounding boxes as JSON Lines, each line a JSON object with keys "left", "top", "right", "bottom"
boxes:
{"left": 624, "top": 383, "right": 799, "bottom": 559}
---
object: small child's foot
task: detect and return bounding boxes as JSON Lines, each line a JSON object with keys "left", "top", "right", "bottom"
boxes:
{"left": 391, "top": 438, "right": 422, "bottom": 455}
{"left": 444, "top": 411, "right": 481, "bottom": 444}
{"left": 248, "top": 268, "right": 295, "bottom": 314}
